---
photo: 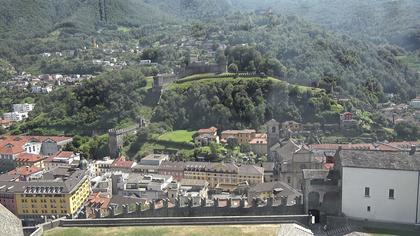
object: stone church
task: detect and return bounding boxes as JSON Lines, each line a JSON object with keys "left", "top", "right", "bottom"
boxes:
{"left": 266, "top": 119, "right": 323, "bottom": 190}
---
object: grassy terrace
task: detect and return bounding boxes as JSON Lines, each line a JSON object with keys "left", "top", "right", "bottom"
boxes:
{"left": 44, "top": 225, "right": 280, "bottom": 236}
{"left": 136, "top": 130, "right": 196, "bottom": 157}
{"left": 157, "top": 130, "right": 195, "bottom": 143}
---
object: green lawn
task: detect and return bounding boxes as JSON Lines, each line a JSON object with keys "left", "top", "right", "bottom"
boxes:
{"left": 44, "top": 225, "right": 280, "bottom": 236}
{"left": 157, "top": 130, "right": 196, "bottom": 143}
{"left": 117, "top": 26, "right": 131, "bottom": 32}
{"left": 145, "top": 76, "right": 154, "bottom": 90}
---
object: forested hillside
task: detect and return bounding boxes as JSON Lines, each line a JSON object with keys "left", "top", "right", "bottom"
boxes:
{"left": 0, "top": 0, "right": 173, "bottom": 39}
{"left": 200, "top": 14, "right": 419, "bottom": 102}
{"left": 230, "top": 0, "right": 420, "bottom": 50}
{"left": 12, "top": 68, "right": 148, "bottom": 135}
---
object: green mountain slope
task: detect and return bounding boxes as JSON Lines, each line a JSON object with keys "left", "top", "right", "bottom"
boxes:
{"left": 0, "top": 0, "right": 175, "bottom": 39}
{"left": 230, "top": 0, "right": 420, "bottom": 50}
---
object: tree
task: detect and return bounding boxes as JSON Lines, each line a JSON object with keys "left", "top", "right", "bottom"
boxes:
{"left": 395, "top": 122, "right": 419, "bottom": 141}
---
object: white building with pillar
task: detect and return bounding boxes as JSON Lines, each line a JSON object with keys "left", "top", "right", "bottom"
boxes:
{"left": 339, "top": 149, "right": 420, "bottom": 225}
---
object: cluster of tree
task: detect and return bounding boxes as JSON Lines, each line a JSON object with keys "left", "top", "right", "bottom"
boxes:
{"left": 13, "top": 68, "right": 148, "bottom": 135}
{"left": 152, "top": 77, "right": 343, "bottom": 131}
{"left": 64, "top": 135, "right": 109, "bottom": 160}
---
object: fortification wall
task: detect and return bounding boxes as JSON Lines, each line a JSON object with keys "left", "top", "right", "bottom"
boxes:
{"left": 85, "top": 196, "right": 304, "bottom": 219}
{"left": 108, "top": 124, "right": 141, "bottom": 158}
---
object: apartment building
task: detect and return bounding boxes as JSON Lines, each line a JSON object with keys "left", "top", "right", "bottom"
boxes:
{"left": 0, "top": 167, "right": 90, "bottom": 220}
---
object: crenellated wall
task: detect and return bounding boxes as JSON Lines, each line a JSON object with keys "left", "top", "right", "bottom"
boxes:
{"left": 85, "top": 196, "right": 304, "bottom": 219}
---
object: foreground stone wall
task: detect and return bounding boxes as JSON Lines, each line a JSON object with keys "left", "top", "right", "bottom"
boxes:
{"left": 0, "top": 204, "right": 24, "bottom": 236}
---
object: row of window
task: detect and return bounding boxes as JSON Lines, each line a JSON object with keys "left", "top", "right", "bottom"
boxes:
{"left": 364, "top": 187, "right": 395, "bottom": 199}
{"left": 22, "top": 209, "right": 66, "bottom": 214}
{"left": 30, "top": 199, "right": 65, "bottom": 203}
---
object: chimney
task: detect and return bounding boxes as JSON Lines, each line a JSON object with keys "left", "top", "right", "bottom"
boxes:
{"left": 409, "top": 145, "right": 416, "bottom": 155}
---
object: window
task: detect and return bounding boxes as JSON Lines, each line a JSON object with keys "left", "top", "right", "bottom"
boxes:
{"left": 367, "top": 206, "right": 371, "bottom": 212}
{"left": 389, "top": 189, "right": 395, "bottom": 199}
{"left": 364, "top": 187, "right": 370, "bottom": 197}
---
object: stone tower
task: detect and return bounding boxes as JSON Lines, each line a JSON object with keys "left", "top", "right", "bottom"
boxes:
{"left": 266, "top": 119, "right": 280, "bottom": 158}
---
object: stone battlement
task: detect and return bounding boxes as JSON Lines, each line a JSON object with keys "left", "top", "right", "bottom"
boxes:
{"left": 83, "top": 196, "right": 304, "bottom": 219}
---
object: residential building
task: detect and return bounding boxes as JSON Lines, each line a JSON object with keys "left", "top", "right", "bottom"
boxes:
{"left": 112, "top": 173, "right": 172, "bottom": 200}
{"left": 158, "top": 161, "right": 185, "bottom": 181}
{"left": 85, "top": 192, "right": 111, "bottom": 218}
{"left": 339, "top": 112, "right": 359, "bottom": 132}
{"left": 185, "top": 162, "right": 264, "bottom": 189}
{"left": 139, "top": 154, "right": 169, "bottom": 166}
{"left": 0, "top": 135, "right": 73, "bottom": 160}
{"left": 249, "top": 133, "right": 267, "bottom": 155}
{"left": 131, "top": 152, "right": 166, "bottom": 174}
{"left": 7, "top": 166, "right": 43, "bottom": 181}
{"left": 110, "top": 156, "right": 136, "bottom": 172}
{"left": 93, "top": 157, "right": 114, "bottom": 176}
{"left": 195, "top": 127, "right": 219, "bottom": 146}
{"left": 168, "top": 179, "right": 209, "bottom": 201}
{"left": 14, "top": 153, "right": 45, "bottom": 168}
{"left": 3, "top": 112, "right": 28, "bottom": 122}
{"left": 221, "top": 129, "right": 256, "bottom": 145}
{"left": 43, "top": 151, "right": 80, "bottom": 170}
{"left": 409, "top": 97, "right": 420, "bottom": 110}
{"left": 0, "top": 167, "right": 90, "bottom": 221}
{"left": 12, "top": 104, "right": 34, "bottom": 113}
{"left": 247, "top": 181, "right": 301, "bottom": 204}
{"left": 90, "top": 174, "right": 112, "bottom": 194}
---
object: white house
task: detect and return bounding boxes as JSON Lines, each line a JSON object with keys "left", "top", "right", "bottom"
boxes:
{"left": 3, "top": 112, "right": 28, "bottom": 121}
{"left": 410, "top": 97, "right": 420, "bottom": 110}
{"left": 339, "top": 149, "right": 420, "bottom": 225}
{"left": 12, "top": 103, "right": 34, "bottom": 113}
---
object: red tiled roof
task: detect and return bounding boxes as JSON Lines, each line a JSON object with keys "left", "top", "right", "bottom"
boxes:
{"left": 8, "top": 166, "right": 42, "bottom": 176}
{"left": 111, "top": 156, "right": 134, "bottom": 169}
{"left": 87, "top": 192, "right": 111, "bottom": 209}
{"left": 0, "top": 135, "right": 72, "bottom": 155}
{"left": 198, "top": 127, "right": 218, "bottom": 134}
{"left": 15, "top": 153, "right": 45, "bottom": 163}
{"left": 55, "top": 151, "right": 75, "bottom": 158}
{"left": 0, "top": 143, "right": 25, "bottom": 155}
{"left": 249, "top": 138, "right": 267, "bottom": 144}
